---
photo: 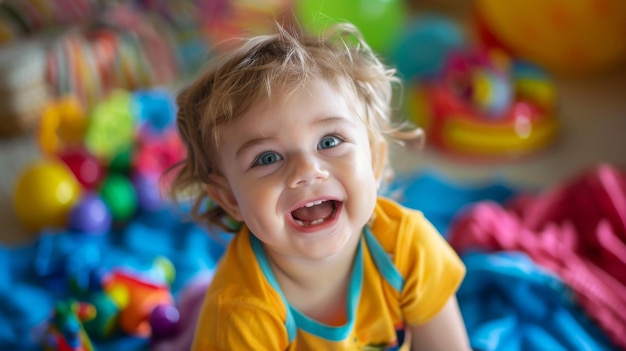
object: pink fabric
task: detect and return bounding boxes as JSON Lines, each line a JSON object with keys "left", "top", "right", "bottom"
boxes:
{"left": 448, "top": 164, "right": 626, "bottom": 349}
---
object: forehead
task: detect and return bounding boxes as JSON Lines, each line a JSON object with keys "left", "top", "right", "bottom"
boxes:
{"left": 209, "top": 77, "right": 371, "bottom": 159}
{"left": 216, "top": 79, "right": 360, "bottom": 144}
{"left": 248, "top": 77, "right": 364, "bottom": 121}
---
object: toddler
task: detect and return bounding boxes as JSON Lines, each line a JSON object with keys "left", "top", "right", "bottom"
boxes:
{"left": 169, "top": 22, "right": 469, "bottom": 350}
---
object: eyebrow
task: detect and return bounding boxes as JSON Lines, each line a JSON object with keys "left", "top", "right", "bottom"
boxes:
{"left": 234, "top": 116, "right": 353, "bottom": 160}
{"left": 235, "top": 137, "right": 273, "bottom": 160}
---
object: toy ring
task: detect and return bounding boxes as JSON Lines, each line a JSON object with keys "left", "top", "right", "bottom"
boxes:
{"left": 38, "top": 96, "right": 87, "bottom": 155}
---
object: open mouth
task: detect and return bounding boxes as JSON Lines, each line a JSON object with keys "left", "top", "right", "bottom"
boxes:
{"left": 290, "top": 199, "right": 339, "bottom": 227}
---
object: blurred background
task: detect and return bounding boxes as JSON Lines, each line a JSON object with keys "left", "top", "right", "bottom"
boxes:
{"left": 0, "top": 0, "right": 625, "bottom": 350}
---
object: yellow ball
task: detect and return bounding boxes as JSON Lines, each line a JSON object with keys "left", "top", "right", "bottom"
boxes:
{"left": 476, "top": 0, "right": 626, "bottom": 75}
{"left": 13, "top": 159, "right": 81, "bottom": 232}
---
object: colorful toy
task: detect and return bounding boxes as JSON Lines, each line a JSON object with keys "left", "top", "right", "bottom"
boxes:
{"left": 102, "top": 270, "right": 176, "bottom": 337}
{"left": 67, "top": 193, "right": 112, "bottom": 235}
{"left": 57, "top": 147, "right": 105, "bottom": 190}
{"left": 41, "top": 299, "right": 96, "bottom": 351}
{"left": 81, "top": 291, "right": 124, "bottom": 340}
{"left": 13, "top": 159, "right": 82, "bottom": 232}
{"left": 131, "top": 89, "right": 177, "bottom": 136}
{"left": 443, "top": 49, "right": 513, "bottom": 118}
{"left": 99, "top": 173, "right": 138, "bottom": 223}
{"left": 475, "top": 0, "right": 626, "bottom": 75}
{"left": 37, "top": 96, "right": 87, "bottom": 155}
{"left": 131, "top": 172, "right": 164, "bottom": 212}
{"left": 295, "top": 0, "right": 407, "bottom": 55}
{"left": 408, "top": 47, "right": 559, "bottom": 160}
{"left": 133, "top": 129, "right": 185, "bottom": 177}
{"left": 84, "top": 90, "right": 135, "bottom": 161}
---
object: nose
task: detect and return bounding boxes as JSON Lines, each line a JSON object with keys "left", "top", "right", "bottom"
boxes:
{"left": 286, "top": 153, "right": 329, "bottom": 188}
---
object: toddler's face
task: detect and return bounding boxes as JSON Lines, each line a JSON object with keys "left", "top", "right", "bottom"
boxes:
{"left": 208, "top": 78, "right": 382, "bottom": 260}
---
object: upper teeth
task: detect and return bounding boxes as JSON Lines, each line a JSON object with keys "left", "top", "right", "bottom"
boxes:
{"left": 304, "top": 200, "right": 324, "bottom": 208}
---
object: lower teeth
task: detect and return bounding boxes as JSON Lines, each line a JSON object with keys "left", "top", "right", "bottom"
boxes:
{"left": 295, "top": 218, "right": 325, "bottom": 226}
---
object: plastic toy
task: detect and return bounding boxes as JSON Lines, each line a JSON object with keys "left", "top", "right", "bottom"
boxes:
{"left": 133, "top": 129, "right": 185, "bottom": 177}
{"left": 131, "top": 172, "right": 163, "bottom": 212}
{"left": 67, "top": 193, "right": 112, "bottom": 235}
{"left": 409, "top": 47, "right": 559, "bottom": 160}
{"left": 57, "top": 147, "right": 105, "bottom": 189}
{"left": 102, "top": 270, "right": 176, "bottom": 337}
{"left": 37, "top": 96, "right": 87, "bottom": 155}
{"left": 41, "top": 299, "right": 95, "bottom": 351}
{"left": 475, "top": 0, "right": 626, "bottom": 75}
{"left": 81, "top": 291, "right": 124, "bottom": 340}
{"left": 131, "top": 89, "right": 177, "bottom": 136}
{"left": 84, "top": 90, "right": 135, "bottom": 161}
{"left": 13, "top": 159, "right": 82, "bottom": 232}
{"left": 149, "top": 303, "right": 181, "bottom": 339}
{"left": 295, "top": 0, "right": 407, "bottom": 55}
{"left": 99, "top": 173, "right": 138, "bottom": 223}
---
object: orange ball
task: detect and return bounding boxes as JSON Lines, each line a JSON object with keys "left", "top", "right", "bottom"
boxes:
{"left": 13, "top": 159, "right": 81, "bottom": 232}
{"left": 476, "top": 0, "right": 626, "bottom": 75}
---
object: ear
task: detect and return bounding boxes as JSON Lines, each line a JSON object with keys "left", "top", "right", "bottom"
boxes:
{"left": 205, "top": 175, "right": 244, "bottom": 222}
{"left": 372, "top": 139, "right": 388, "bottom": 184}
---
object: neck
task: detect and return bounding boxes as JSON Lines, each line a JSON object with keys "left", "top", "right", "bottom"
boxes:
{"left": 266, "top": 231, "right": 361, "bottom": 325}
{"left": 270, "top": 235, "right": 360, "bottom": 290}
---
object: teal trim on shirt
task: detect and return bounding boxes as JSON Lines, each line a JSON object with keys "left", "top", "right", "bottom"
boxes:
{"left": 364, "top": 226, "right": 405, "bottom": 292}
{"left": 250, "top": 227, "right": 403, "bottom": 342}
{"left": 250, "top": 235, "right": 298, "bottom": 342}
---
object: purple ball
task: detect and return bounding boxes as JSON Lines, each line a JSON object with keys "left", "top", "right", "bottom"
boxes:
{"left": 68, "top": 193, "right": 112, "bottom": 234}
{"left": 150, "top": 304, "right": 180, "bottom": 338}
{"left": 131, "top": 172, "right": 163, "bottom": 212}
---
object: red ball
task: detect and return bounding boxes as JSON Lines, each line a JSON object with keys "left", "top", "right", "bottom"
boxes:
{"left": 58, "top": 147, "right": 105, "bottom": 189}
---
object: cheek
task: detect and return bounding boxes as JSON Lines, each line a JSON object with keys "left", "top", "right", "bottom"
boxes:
{"left": 235, "top": 180, "right": 278, "bottom": 218}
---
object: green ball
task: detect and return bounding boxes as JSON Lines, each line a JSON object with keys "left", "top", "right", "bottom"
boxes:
{"left": 85, "top": 90, "right": 135, "bottom": 161}
{"left": 295, "top": 0, "right": 407, "bottom": 55}
{"left": 99, "top": 174, "right": 138, "bottom": 222}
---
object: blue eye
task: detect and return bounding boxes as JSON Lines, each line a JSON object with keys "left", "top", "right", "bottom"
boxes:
{"left": 254, "top": 151, "right": 282, "bottom": 166}
{"left": 318, "top": 136, "right": 342, "bottom": 149}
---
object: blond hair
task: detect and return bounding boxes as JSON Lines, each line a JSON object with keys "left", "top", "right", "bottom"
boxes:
{"left": 167, "top": 22, "right": 422, "bottom": 232}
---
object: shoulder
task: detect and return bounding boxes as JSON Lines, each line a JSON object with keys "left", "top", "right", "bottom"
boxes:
{"left": 371, "top": 196, "right": 431, "bottom": 248}
{"left": 370, "top": 196, "right": 465, "bottom": 293}
{"left": 370, "top": 200, "right": 466, "bottom": 326}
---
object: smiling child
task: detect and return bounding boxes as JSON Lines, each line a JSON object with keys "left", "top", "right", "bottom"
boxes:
{"left": 168, "top": 22, "right": 470, "bottom": 350}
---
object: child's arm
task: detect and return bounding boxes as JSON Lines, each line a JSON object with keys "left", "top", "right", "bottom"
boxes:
{"left": 409, "top": 296, "right": 471, "bottom": 351}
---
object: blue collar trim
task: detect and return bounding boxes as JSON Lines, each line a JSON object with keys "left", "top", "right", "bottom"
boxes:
{"left": 250, "top": 233, "right": 363, "bottom": 342}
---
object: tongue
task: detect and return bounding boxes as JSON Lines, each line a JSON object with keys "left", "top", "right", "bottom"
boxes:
{"left": 292, "top": 201, "right": 334, "bottom": 222}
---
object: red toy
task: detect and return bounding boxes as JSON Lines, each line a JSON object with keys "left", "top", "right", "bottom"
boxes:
{"left": 408, "top": 48, "right": 559, "bottom": 160}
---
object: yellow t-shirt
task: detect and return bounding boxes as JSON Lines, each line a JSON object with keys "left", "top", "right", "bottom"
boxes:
{"left": 192, "top": 197, "right": 466, "bottom": 350}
